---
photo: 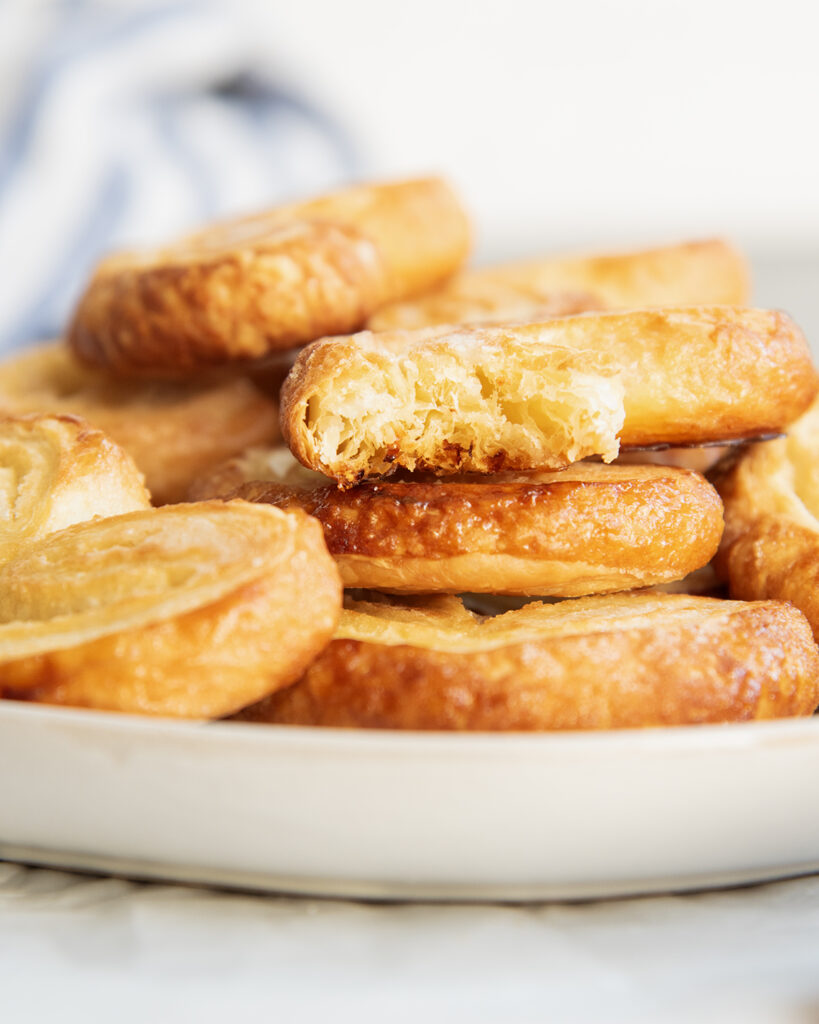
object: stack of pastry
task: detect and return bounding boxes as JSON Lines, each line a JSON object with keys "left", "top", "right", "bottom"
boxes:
{"left": 1, "top": 176, "right": 818, "bottom": 729}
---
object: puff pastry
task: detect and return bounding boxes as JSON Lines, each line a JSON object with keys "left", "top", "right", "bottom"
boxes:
{"left": 68, "top": 178, "right": 471, "bottom": 376}
{"left": 281, "top": 308, "right": 817, "bottom": 485}
{"left": 0, "top": 501, "right": 341, "bottom": 717}
{"left": 0, "top": 413, "right": 149, "bottom": 565}
{"left": 193, "top": 446, "right": 724, "bottom": 596}
{"left": 233, "top": 592, "right": 819, "bottom": 730}
{"left": 369, "top": 238, "right": 749, "bottom": 330}
{"left": 0, "top": 341, "right": 280, "bottom": 504}
{"left": 716, "top": 397, "right": 819, "bottom": 635}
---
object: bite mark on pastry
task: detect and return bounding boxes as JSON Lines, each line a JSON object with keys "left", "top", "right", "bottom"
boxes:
{"left": 281, "top": 308, "right": 817, "bottom": 485}
{"left": 282, "top": 326, "right": 626, "bottom": 484}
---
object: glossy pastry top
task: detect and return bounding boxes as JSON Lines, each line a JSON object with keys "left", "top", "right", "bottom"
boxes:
{"left": 331, "top": 591, "right": 752, "bottom": 652}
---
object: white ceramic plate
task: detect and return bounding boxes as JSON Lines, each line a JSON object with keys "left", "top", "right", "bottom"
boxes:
{"left": 2, "top": 701, "right": 819, "bottom": 901}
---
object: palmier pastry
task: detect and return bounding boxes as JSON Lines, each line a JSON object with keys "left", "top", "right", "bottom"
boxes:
{"left": 68, "top": 178, "right": 471, "bottom": 376}
{"left": 282, "top": 308, "right": 817, "bottom": 485}
{"left": 369, "top": 238, "right": 749, "bottom": 330}
{"left": 233, "top": 593, "right": 819, "bottom": 730}
{"left": 0, "top": 413, "right": 149, "bottom": 565}
{"left": 0, "top": 502, "right": 341, "bottom": 718}
{"left": 716, "top": 397, "right": 819, "bottom": 635}
{"left": 192, "top": 446, "right": 724, "bottom": 596}
{"left": 0, "top": 341, "right": 280, "bottom": 504}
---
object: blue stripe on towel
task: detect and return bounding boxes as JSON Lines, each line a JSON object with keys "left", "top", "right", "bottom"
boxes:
{"left": 0, "top": 1, "right": 204, "bottom": 195}
{"left": 0, "top": 0, "right": 358, "bottom": 350}
{"left": 4, "top": 164, "right": 132, "bottom": 350}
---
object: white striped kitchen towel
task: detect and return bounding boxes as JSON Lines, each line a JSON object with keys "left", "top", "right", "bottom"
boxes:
{"left": 0, "top": 0, "right": 358, "bottom": 352}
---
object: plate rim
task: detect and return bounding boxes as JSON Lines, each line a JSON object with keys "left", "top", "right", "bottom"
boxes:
{"left": 1, "top": 698, "right": 817, "bottom": 758}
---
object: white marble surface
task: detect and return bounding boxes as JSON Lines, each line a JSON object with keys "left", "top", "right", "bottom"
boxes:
{"left": 2, "top": 862, "right": 819, "bottom": 1023}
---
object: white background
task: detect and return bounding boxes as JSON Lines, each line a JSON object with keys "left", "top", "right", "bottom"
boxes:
{"left": 1, "top": 0, "right": 817, "bottom": 339}
{"left": 4, "top": 0, "right": 819, "bottom": 259}
{"left": 258, "top": 0, "right": 819, "bottom": 258}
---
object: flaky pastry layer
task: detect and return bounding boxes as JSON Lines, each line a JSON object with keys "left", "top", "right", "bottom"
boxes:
{"left": 195, "top": 446, "right": 724, "bottom": 596}
{"left": 233, "top": 592, "right": 819, "bottom": 730}
{"left": 67, "top": 178, "right": 471, "bottom": 375}
{"left": 0, "top": 413, "right": 149, "bottom": 566}
{"left": 281, "top": 308, "right": 817, "bottom": 484}
{"left": 369, "top": 238, "right": 749, "bottom": 329}
{"left": 0, "top": 341, "right": 280, "bottom": 503}
{"left": 282, "top": 325, "right": 626, "bottom": 482}
{"left": 0, "top": 501, "right": 341, "bottom": 717}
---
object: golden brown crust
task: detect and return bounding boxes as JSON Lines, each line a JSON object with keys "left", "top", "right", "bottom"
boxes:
{"left": 0, "top": 341, "right": 280, "bottom": 504}
{"left": 0, "top": 501, "right": 342, "bottom": 717}
{"left": 281, "top": 308, "right": 817, "bottom": 485}
{"left": 67, "top": 178, "right": 471, "bottom": 376}
{"left": 719, "top": 519, "right": 819, "bottom": 629}
{"left": 368, "top": 239, "right": 750, "bottom": 329}
{"left": 0, "top": 413, "right": 150, "bottom": 565}
{"left": 233, "top": 593, "right": 819, "bottom": 730}
{"left": 200, "top": 448, "right": 724, "bottom": 595}
{"left": 716, "top": 397, "right": 819, "bottom": 636}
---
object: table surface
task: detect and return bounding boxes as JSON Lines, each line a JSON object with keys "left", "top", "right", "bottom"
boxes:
{"left": 2, "top": 862, "right": 819, "bottom": 1023}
